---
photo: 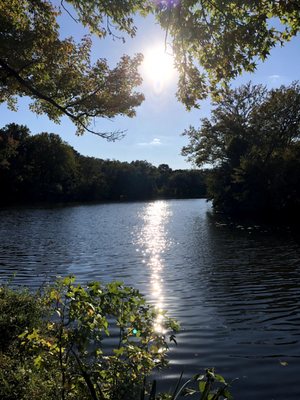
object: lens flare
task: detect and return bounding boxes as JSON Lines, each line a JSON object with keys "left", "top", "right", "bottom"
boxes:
{"left": 142, "top": 45, "right": 176, "bottom": 93}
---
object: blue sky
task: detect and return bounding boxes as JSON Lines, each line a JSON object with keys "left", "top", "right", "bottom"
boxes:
{"left": 1, "top": 7, "right": 300, "bottom": 169}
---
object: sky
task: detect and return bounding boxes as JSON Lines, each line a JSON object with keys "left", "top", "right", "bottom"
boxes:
{"left": 1, "top": 5, "right": 300, "bottom": 169}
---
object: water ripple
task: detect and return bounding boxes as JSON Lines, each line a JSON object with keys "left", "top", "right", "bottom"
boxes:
{"left": 0, "top": 200, "right": 300, "bottom": 399}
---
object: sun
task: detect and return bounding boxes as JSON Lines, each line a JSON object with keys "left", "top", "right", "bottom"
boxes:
{"left": 142, "top": 44, "right": 176, "bottom": 92}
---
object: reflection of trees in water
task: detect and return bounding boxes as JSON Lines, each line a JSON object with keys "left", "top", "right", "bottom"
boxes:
{"left": 197, "top": 214, "right": 300, "bottom": 336}
{"left": 177, "top": 211, "right": 300, "bottom": 400}
{"left": 203, "top": 215, "right": 300, "bottom": 400}
{"left": 176, "top": 209, "right": 300, "bottom": 337}
{"left": 206, "top": 215, "right": 299, "bottom": 287}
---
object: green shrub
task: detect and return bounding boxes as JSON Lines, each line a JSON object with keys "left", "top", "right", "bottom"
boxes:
{"left": 0, "top": 285, "right": 43, "bottom": 351}
{"left": 0, "top": 278, "right": 232, "bottom": 400}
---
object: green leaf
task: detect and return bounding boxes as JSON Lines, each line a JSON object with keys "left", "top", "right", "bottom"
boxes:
{"left": 199, "top": 381, "right": 206, "bottom": 393}
{"left": 34, "top": 355, "right": 43, "bottom": 368}
{"left": 214, "top": 374, "right": 226, "bottom": 383}
{"left": 223, "top": 389, "right": 233, "bottom": 399}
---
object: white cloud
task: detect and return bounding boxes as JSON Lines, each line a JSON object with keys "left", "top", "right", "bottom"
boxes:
{"left": 268, "top": 74, "right": 281, "bottom": 80}
{"left": 138, "top": 138, "right": 162, "bottom": 146}
{"left": 150, "top": 138, "right": 161, "bottom": 145}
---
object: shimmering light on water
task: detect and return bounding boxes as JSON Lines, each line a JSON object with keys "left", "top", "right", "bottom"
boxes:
{"left": 135, "top": 201, "right": 172, "bottom": 333}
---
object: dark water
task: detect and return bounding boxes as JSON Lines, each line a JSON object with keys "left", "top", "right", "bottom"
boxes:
{"left": 1, "top": 199, "right": 300, "bottom": 399}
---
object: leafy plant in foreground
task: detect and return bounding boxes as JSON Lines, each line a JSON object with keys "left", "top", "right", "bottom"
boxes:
{"left": 0, "top": 278, "right": 232, "bottom": 399}
{"left": 18, "top": 277, "right": 179, "bottom": 399}
{"left": 147, "top": 368, "right": 232, "bottom": 400}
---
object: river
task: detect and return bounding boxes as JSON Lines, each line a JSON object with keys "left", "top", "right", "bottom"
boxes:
{"left": 0, "top": 199, "right": 300, "bottom": 399}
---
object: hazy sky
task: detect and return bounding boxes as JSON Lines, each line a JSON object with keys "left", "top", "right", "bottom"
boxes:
{"left": 1, "top": 6, "right": 300, "bottom": 169}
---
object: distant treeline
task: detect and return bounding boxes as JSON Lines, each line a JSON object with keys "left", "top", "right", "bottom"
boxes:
{"left": 0, "top": 124, "right": 207, "bottom": 205}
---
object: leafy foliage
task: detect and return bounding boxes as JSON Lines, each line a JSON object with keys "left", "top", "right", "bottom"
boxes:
{"left": 29, "top": 277, "right": 179, "bottom": 399}
{"left": 0, "top": 0, "right": 144, "bottom": 138}
{"left": 0, "top": 278, "right": 232, "bottom": 400}
{"left": 62, "top": 0, "right": 300, "bottom": 108}
{"left": 66, "top": 0, "right": 151, "bottom": 38}
{"left": 0, "top": 277, "right": 179, "bottom": 399}
{"left": 182, "top": 82, "right": 300, "bottom": 217}
{"left": 1, "top": 0, "right": 300, "bottom": 123}
{"left": 154, "top": 0, "right": 300, "bottom": 107}
{"left": 0, "top": 284, "right": 44, "bottom": 352}
{"left": 0, "top": 284, "right": 48, "bottom": 400}
{"left": 172, "top": 368, "right": 233, "bottom": 400}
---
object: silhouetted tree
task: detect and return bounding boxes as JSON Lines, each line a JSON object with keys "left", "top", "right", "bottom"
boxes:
{"left": 182, "top": 82, "right": 300, "bottom": 218}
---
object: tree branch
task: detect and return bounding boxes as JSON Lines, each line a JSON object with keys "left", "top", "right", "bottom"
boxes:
{"left": 65, "top": 84, "right": 104, "bottom": 109}
{"left": 60, "top": 0, "right": 78, "bottom": 23}
{"left": 70, "top": 349, "right": 100, "bottom": 400}
{"left": 0, "top": 59, "right": 125, "bottom": 140}
{"left": 203, "top": 0, "right": 243, "bottom": 27}
{"left": 200, "top": 0, "right": 217, "bottom": 40}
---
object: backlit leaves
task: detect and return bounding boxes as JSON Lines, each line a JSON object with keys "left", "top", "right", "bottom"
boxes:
{"left": 20, "top": 277, "right": 178, "bottom": 399}
{"left": 153, "top": 0, "right": 300, "bottom": 107}
{"left": 0, "top": 0, "right": 144, "bottom": 138}
{"left": 2, "top": 0, "right": 300, "bottom": 121}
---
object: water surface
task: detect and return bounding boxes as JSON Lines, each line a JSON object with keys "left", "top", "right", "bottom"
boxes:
{"left": 0, "top": 199, "right": 300, "bottom": 399}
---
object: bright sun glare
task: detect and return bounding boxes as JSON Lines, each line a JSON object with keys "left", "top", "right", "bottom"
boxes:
{"left": 142, "top": 45, "right": 176, "bottom": 92}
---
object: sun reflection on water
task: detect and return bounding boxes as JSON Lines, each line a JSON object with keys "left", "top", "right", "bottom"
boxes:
{"left": 135, "top": 201, "right": 172, "bottom": 333}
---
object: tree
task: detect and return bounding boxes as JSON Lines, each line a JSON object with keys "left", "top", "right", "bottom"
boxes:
{"left": 155, "top": 0, "right": 300, "bottom": 108}
{"left": 1, "top": 0, "right": 300, "bottom": 129}
{"left": 0, "top": 0, "right": 144, "bottom": 139}
{"left": 0, "top": 123, "right": 208, "bottom": 204}
{"left": 76, "top": 156, "right": 109, "bottom": 201}
{"left": 22, "top": 132, "right": 78, "bottom": 201}
{"left": 0, "top": 123, "right": 30, "bottom": 170}
{"left": 182, "top": 82, "right": 300, "bottom": 167}
{"left": 0, "top": 123, "right": 31, "bottom": 202}
{"left": 182, "top": 82, "right": 300, "bottom": 216}
{"left": 168, "top": 169, "right": 207, "bottom": 198}
{"left": 0, "top": 124, "right": 79, "bottom": 203}
{"left": 49, "top": 1, "right": 300, "bottom": 108}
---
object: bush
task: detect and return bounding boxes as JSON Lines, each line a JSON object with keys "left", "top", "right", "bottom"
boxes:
{"left": 0, "top": 285, "right": 44, "bottom": 351}
{"left": 0, "top": 278, "right": 179, "bottom": 399}
{"left": 0, "top": 278, "right": 231, "bottom": 399}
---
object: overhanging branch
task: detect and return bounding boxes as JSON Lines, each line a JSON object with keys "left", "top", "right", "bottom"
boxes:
{"left": 0, "top": 58, "right": 125, "bottom": 140}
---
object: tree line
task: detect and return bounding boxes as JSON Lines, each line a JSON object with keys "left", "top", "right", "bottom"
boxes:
{"left": 0, "top": 124, "right": 207, "bottom": 205}
{"left": 182, "top": 82, "right": 300, "bottom": 220}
